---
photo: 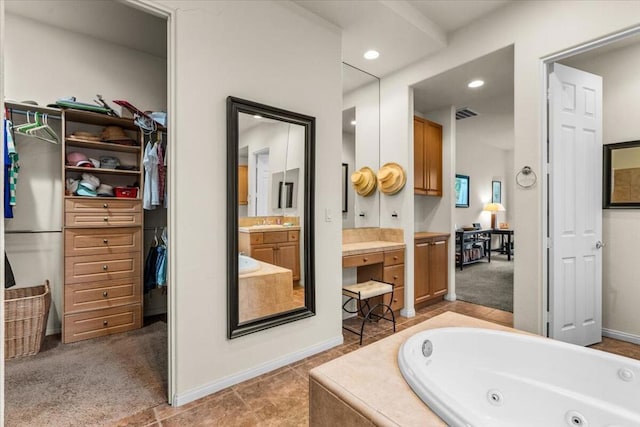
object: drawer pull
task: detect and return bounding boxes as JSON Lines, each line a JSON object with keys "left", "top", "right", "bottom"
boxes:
{"left": 393, "top": 275, "right": 398, "bottom": 280}
{"left": 103, "top": 203, "right": 108, "bottom": 208}
{"left": 393, "top": 298, "right": 398, "bottom": 302}
{"left": 103, "top": 239, "right": 109, "bottom": 244}
{"left": 363, "top": 258, "right": 368, "bottom": 262}
{"left": 102, "top": 291, "right": 108, "bottom": 298}
{"left": 102, "top": 265, "right": 108, "bottom": 271}
{"left": 103, "top": 217, "right": 108, "bottom": 222}
{"left": 103, "top": 320, "right": 108, "bottom": 326}
{"left": 393, "top": 256, "right": 398, "bottom": 260}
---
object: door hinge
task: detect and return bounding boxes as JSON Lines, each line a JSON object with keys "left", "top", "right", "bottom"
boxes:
{"left": 547, "top": 87, "right": 551, "bottom": 101}
{"left": 546, "top": 163, "right": 551, "bottom": 175}
{"left": 546, "top": 237, "right": 552, "bottom": 249}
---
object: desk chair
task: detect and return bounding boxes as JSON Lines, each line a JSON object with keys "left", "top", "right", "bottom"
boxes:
{"left": 342, "top": 280, "right": 396, "bottom": 345}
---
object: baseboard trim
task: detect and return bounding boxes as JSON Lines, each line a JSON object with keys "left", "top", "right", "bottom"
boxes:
{"left": 602, "top": 328, "right": 640, "bottom": 345}
{"left": 172, "top": 334, "right": 343, "bottom": 406}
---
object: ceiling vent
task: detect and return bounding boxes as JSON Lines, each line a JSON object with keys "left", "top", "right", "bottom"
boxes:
{"left": 456, "top": 107, "right": 478, "bottom": 120}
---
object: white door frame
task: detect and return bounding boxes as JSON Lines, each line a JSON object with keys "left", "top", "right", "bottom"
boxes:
{"left": 124, "top": 0, "right": 178, "bottom": 405}
{"left": 540, "top": 25, "right": 640, "bottom": 336}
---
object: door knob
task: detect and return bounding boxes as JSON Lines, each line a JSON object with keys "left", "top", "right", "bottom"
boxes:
{"left": 595, "top": 241, "right": 605, "bottom": 249}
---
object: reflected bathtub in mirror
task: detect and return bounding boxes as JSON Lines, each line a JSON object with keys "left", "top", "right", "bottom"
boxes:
{"left": 228, "top": 96, "right": 315, "bottom": 338}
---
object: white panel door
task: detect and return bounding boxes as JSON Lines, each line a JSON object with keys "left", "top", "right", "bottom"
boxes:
{"left": 549, "top": 63, "right": 603, "bottom": 346}
{"left": 255, "top": 152, "right": 270, "bottom": 216}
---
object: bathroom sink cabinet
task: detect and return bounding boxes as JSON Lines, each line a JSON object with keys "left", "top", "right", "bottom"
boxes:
{"left": 414, "top": 234, "right": 449, "bottom": 306}
{"left": 414, "top": 116, "right": 443, "bottom": 197}
{"left": 239, "top": 230, "right": 300, "bottom": 281}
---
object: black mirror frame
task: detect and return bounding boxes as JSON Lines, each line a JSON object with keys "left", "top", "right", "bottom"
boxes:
{"left": 603, "top": 140, "right": 640, "bottom": 208}
{"left": 227, "top": 96, "right": 316, "bottom": 339}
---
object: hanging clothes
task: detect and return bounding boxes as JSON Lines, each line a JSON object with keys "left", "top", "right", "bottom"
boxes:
{"left": 143, "top": 140, "right": 159, "bottom": 210}
{"left": 143, "top": 241, "right": 159, "bottom": 294}
{"left": 3, "top": 120, "right": 14, "bottom": 218}
{"left": 156, "top": 140, "right": 166, "bottom": 205}
{"left": 6, "top": 120, "right": 19, "bottom": 207}
{"left": 156, "top": 227, "right": 168, "bottom": 287}
{"left": 5, "top": 252, "right": 16, "bottom": 289}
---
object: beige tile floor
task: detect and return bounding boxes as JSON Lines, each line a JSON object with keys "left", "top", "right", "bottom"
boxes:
{"left": 112, "top": 300, "right": 640, "bottom": 426}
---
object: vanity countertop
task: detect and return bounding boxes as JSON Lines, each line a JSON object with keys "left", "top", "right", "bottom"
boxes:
{"left": 309, "top": 312, "right": 514, "bottom": 426}
{"left": 342, "top": 240, "right": 406, "bottom": 257}
{"left": 239, "top": 225, "right": 301, "bottom": 233}
{"left": 414, "top": 231, "right": 450, "bottom": 240}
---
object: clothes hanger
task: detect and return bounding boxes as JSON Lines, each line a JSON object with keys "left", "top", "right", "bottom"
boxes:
{"left": 153, "top": 228, "right": 159, "bottom": 247}
{"left": 25, "top": 113, "right": 60, "bottom": 144}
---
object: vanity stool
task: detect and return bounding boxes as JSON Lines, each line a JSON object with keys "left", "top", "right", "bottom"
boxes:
{"left": 342, "top": 280, "right": 396, "bottom": 345}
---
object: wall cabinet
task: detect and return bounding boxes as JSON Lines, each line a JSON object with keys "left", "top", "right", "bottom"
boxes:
{"left": 414, "top": 234, "right": 449, "bottom": 306}
{"left": 414, "top": 116, "right": 443, "bottom": 196}
{"left": 239, "top": 229, "right": 300, "bottom": 281}
{"left": 62, "top": 110, "right": 144, "bottom": 343}
{"left": 238, "top": 165, "right": 248, "bottom": 205}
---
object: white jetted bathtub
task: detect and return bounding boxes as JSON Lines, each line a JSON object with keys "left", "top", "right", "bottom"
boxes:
{"left": 398, "top": 327, "right": 640, "bottom": 427}
{"left": 238, "top": 254, "right": 261, "bottom": 275}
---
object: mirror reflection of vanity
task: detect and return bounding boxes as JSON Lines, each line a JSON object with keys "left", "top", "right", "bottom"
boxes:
{"left": 228, "top": 97, "right": 315, "bottom": 338}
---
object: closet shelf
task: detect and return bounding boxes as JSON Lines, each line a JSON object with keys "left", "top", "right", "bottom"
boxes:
{"left": 65, "top": 138, "right": 141, "bottom": 153}
{"left": 65, "top": 166, "right": 140, "bottom": 176}
{"left": 64, "top": 109, "right": 140, "bottom": 130}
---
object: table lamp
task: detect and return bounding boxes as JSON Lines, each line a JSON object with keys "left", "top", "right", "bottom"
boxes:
{"left": 483, "top": 202, "right": 505, "bottom": 229}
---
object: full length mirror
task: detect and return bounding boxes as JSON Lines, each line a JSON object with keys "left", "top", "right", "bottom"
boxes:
{"left": 228, "top": 97, "right": 315, "bottom": 338}
{"left": 342, "top": 62, "right": 380, "bottom": 228}
{"left": 603, "top": 140, "right": 640, "bottom": 208}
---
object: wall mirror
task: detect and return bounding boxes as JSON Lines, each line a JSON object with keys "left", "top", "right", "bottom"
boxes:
{"left": 603, "top": 140, "right": 640, "bottom": 208}
{"left": 342, "top": 62, "right": 380, "bottom": 229}
{"left": 227, "top": 96, "right": 315, "bottom": 338}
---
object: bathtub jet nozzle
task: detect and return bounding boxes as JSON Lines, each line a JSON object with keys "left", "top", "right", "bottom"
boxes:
{"left": 422, "top": 340, "right": 433, "bottom": 357}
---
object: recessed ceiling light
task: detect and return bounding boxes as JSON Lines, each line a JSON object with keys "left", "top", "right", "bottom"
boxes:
{"left": 253, "top": 114, "right": 262, "bottom": 119}
{"left": 364, "top": 50, "right": 380, "bottom": 60}
{"left": 350, "top": 120, "right": 356, "bottom": 125}
{"left": 468, "top": 80, "right": 484, "bottom": 88}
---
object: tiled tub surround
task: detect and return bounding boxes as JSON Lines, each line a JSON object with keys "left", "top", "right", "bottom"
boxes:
{"left": 309, "top": 312, "right": 518, "bottom": 426}
{"left": 238, "top": 261, "right": 295, "bottom": 323}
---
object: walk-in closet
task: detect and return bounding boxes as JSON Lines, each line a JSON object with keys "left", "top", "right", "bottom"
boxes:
{"left": 3, "top": 1, "right": 170, "bottom": 425}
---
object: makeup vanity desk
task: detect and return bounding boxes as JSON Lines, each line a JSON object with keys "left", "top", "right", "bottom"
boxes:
{"left": 342, "top": 228, "right": 406, "bottom": 312}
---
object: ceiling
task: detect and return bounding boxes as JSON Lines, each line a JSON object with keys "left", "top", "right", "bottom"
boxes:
{"left": 5, "top": 0, "right": 167, "bottom": 58}
{"left": 294, "top": 0, "right": 511, "bottom": 77}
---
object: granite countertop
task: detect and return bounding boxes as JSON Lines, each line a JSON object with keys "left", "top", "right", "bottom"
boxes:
{"left": 238, "top": 225, "right": 301, "bottom": 233}
{"left": 342, "top": 241, "right": 406, "bottom": 257}
{"left": 414, "top": 231, "right": 450, "bottom": 240}
{"left": 310, "top": 312, "right": 514, "bottom": 426}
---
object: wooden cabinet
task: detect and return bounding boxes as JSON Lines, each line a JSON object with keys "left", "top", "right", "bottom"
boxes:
{"left": 62, "top": 110, "right": 144, "bottom": 343}
{"left": 414, "top": 116, "right": 443, "bottom": 196}
{"left": 239, "top": 229, "right": 300, "bottom": 281}
{"left": 347, "top": 247, "right": 406, "bottom": 313}
{"left": 238, "top": 165, "right": 248, "bottom": 205}
{"left": 414, "top": 234, "right": 449, "bottom": 306}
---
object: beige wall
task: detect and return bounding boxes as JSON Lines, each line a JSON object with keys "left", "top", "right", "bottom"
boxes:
{"left": 562, "top": 40, "right": 640, "bottom": 340}
{"left": 156, "top": 0, "right": 343, "bottom": 403}
{"left": 379, "top": 0, "right": 640, "bottom": 333}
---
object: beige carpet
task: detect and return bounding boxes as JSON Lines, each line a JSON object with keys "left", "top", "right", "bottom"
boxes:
{"left": 5, "top": 320, "right": 167, "bottom": 427}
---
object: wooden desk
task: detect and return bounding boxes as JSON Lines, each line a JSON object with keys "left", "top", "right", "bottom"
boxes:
{"left": 491, "top": 228, "right": 514, "bottom": 261}
{"left": 455, "top": 229, "right": 491, "bottom": 271}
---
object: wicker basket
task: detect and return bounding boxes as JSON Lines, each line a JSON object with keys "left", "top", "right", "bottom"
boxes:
{"left": 4, "top": 280, "right": 51, "bottom": 359}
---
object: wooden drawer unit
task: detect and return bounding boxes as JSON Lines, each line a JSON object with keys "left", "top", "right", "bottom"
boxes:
{"left": 65, "top": 228, "right": 141, "bottom": 256}
{"left": 65, "top": 198, "right": 142, "bottom": 213}
{"left": 383, "top": 264, "right": 404, "bottom": 287}
{"left": 263, "top": 231, "right": 288, "bottom": 244}
{"left": 383, "top": 286, "right": 404, "bottom": 313}
{"left": 343, "top": 252, "right": 384, "bottom": 268}
{"left": 65, "top": 211, "right": 142, "bottom": 228}
{"left": 288, "top": 230, "right": 299, "bottom": 242}
{"left": 384, "top": 249, "right": 404, "bottom": 266}
{"left": 65, "top": 278, "right": 141, "bottom": 313}
{"left": 65, "top": 252, "right": 141, "bottom": 285}
{"left": 63, "top": 304, "right": 142, "bottom": 343}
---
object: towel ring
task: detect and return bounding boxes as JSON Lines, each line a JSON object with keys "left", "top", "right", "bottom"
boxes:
{"left": 516, "top": 166, "right": 537, "bottom": 188}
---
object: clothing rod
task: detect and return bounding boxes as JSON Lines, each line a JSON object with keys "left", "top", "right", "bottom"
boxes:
{"left": 7, "top": 108, "right": 62, "bottom": 120}
{"left": 5, "top": 230, "right": 62, "bottom": 234}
